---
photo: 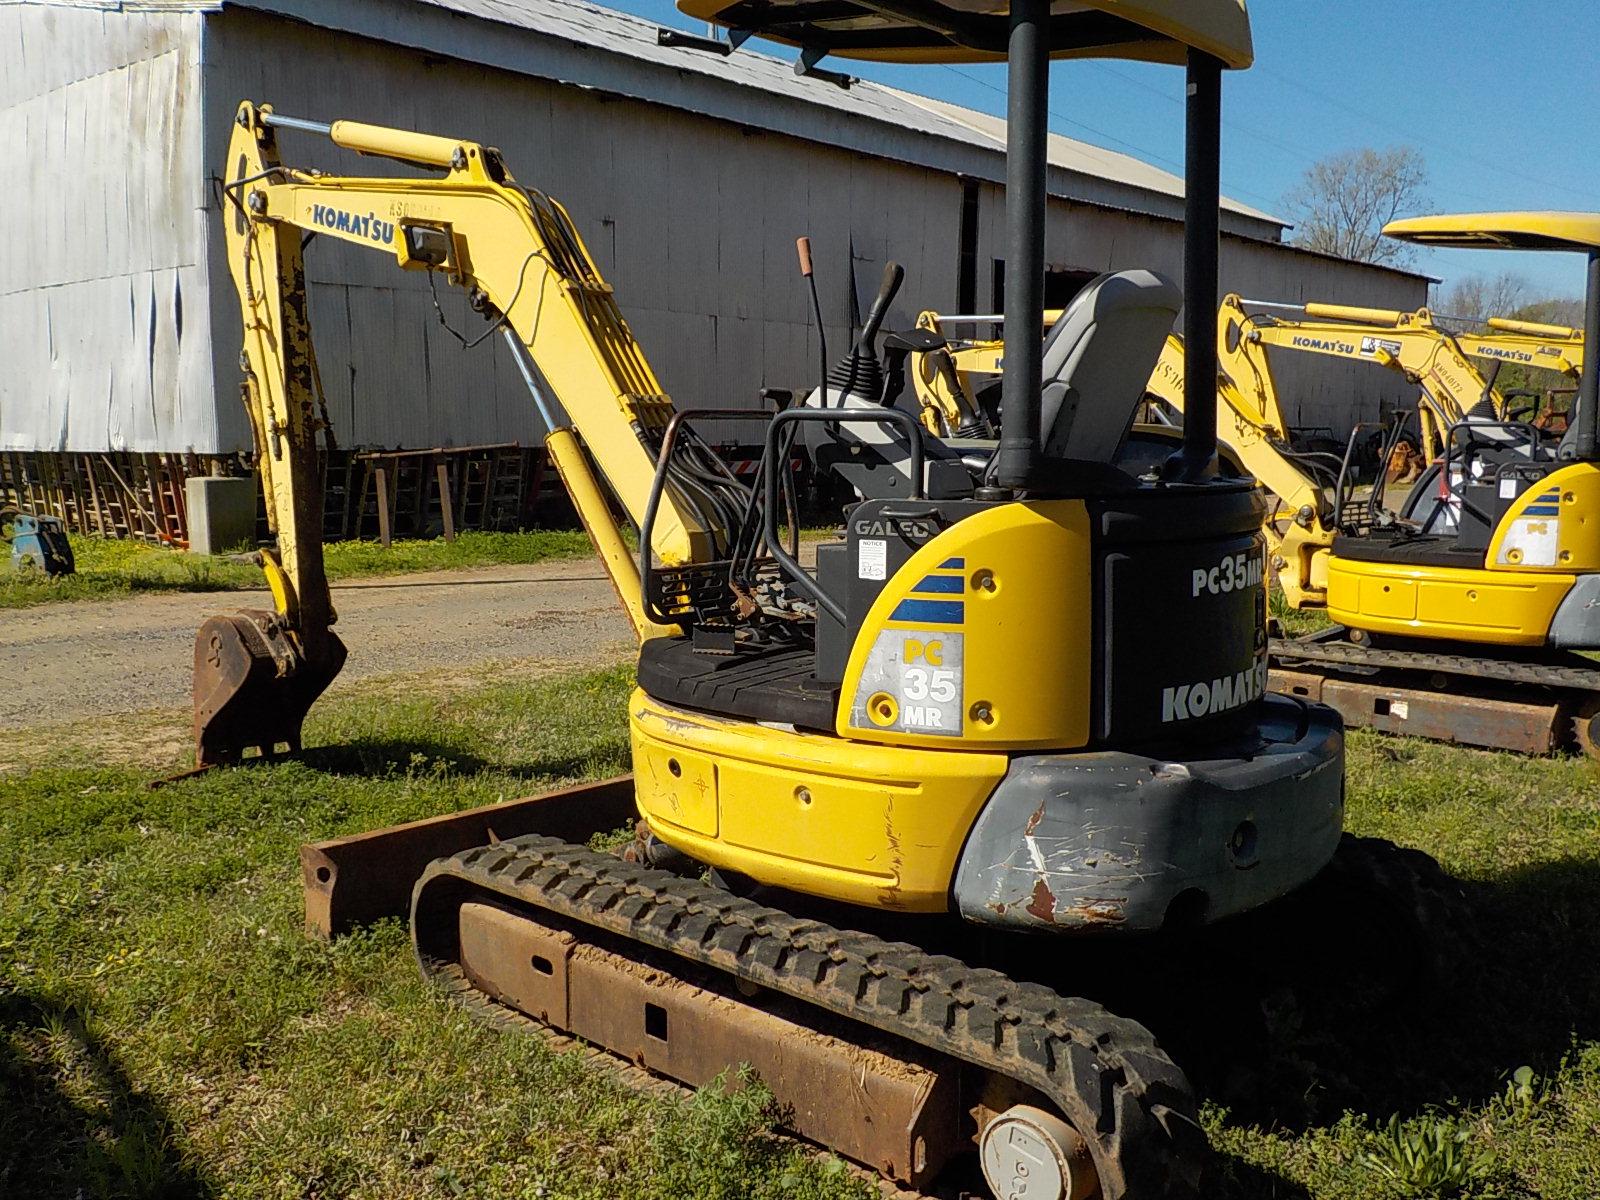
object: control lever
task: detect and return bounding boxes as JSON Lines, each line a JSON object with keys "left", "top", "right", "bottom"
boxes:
{"left": 854, "top": 261, "right": 905, "bottom": 359}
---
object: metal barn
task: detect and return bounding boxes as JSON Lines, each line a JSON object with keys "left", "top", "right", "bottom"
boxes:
{"left": 4, "top": 0, "right": 1430, "bottom": 483}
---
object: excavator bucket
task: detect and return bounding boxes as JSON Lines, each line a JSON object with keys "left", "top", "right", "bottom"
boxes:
{"left": 193, "top": 610, "right": 347, "bottom": 767}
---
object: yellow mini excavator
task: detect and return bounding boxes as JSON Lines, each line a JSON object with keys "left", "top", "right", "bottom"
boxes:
{"left": 195, "top": 4, "right": 1478, "bottom": 1197}
{"left": 917, "top": 256, "right": 1600, "bottom": 756}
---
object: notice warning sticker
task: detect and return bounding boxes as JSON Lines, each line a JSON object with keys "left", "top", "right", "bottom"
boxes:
{"left": 858, "top": 538, "right": 887, "bottom": 580}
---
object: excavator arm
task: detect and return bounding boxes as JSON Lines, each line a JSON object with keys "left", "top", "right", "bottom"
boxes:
{"left": 1225, "top": 295, "right": 1504, "bottom": 462}
{"left": 1459, "top": 317, "right": 1584, "bottom": 381}
{"left": 197, "top": 101, "right": 715, "bottom": 764}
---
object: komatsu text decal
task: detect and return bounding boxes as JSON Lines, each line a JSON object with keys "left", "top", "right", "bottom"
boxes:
{"left": 310, "top": 204, "right": 396, "bottom": 245}
{"left": 1162, "top": 661, "right": 1269, "bottom": 723}
{"left": 1292, "top": 335, "right": 1355, "bottom": 354}
{"left": 1468, "top": 341, "right": 1535, "bottom": 364}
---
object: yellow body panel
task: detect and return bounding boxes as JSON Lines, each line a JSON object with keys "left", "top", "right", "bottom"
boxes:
{"left": 1384, "top": 211, "right": 1600, "bottom": 253}
{"left": 1327, "top": 557, "right": 1574, "bottom": 646}
{"left": 632, "top": 691, "right": 1007, "bottom": 911}
{"left": 836, "top": 501, "right": 1093, "bottom": 750}
{"left": 1486, "top": 462, "right": 1600, "bottom": 573}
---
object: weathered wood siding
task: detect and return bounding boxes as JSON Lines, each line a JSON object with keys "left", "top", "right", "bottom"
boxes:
{"left": 3, "top": 1, "right": 1429, "bottom": 455}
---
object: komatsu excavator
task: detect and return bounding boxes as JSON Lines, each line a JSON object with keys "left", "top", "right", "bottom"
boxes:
{"left": 1211, "top": 294, "right": 1509, "bottom": 463}
{"left": 917, "top": 258, "right": 1600, "bottom": 755}
{"left": 910, "top": 293, "right": 1509, "bottom": 466}
{"left": 195, "top": 4, "right": 1456, "bottom": 1197}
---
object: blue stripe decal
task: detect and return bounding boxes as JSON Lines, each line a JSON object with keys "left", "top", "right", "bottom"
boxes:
{"left": 938, "top": 557, "right": 965, "bottom": 569}
{"left": 890, "top": 599, "right": 964, "bottom": 625}
{"left": 1523, "top": 505, "right": 1560, "bottom": 516}
{"left": 911, "top": 574, "right": 964, "bottom": 594}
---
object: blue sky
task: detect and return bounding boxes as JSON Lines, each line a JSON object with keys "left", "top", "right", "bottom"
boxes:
{"left": 610, "top": 0, "right": 1598, "bottom": 309}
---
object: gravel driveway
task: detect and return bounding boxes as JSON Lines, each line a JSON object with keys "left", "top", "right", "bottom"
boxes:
{"left": 0, "top": 558, "right": 635, "bottom": 728}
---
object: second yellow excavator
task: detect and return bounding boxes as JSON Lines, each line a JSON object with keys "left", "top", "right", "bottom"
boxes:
{"left": 910, "top": 222, "right": 1600, "bottom": 756}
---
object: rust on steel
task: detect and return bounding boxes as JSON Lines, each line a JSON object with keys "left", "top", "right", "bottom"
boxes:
{"left": 193, "top": 610, "right": 347, "bottom": 766}
{"left": 1270, "top": 669, "right": 1561, "bottom": 755}
{"left": 455, "top": 900, "right": 963, "bottom": 1186}
{"left": 301, "top": 775, "right": 636, "bottom": 938}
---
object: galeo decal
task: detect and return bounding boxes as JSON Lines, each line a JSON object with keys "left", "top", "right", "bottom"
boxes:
{"left": 1161, "top": 660, "right": 1269, "bottom": 723}
{"left": 310, "top": 204, "right": 395, "bottom": 245}
{"left": 853, "top": 517, "right": 937, "bottom": 541}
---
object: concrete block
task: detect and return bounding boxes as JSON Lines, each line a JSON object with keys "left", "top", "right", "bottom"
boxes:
{"left": 186, "top": 476, "right": 259, "bottom": 555}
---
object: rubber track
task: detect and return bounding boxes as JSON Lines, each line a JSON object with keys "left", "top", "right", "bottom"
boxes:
{"left": 1271, "top": 637, "right": 1600, "bottom": 692}
{"left": 413, "top": 835, "right": 1204, "bottom": 1200}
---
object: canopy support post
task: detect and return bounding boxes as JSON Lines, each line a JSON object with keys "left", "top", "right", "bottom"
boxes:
{"left": 1171, "top": 50, "right": 1223, "bottom": 482}
{"left": 993, "top": 0, "right": 1048, "bottom": 492}
{"left": 1574, "top": 250, "right": 1600, "bottom": 461}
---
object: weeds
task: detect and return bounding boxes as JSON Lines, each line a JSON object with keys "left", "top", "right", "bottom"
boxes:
{"left": 1359, "top": 1114, "right": 1493, "bottom": 1197}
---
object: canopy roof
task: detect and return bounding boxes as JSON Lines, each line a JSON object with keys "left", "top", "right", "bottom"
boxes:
{"left": 676, "top": 0, "right": 1252, "bottom": 67}
{"left": 1384, "top": 212, "right": 1600, "bottom": 255}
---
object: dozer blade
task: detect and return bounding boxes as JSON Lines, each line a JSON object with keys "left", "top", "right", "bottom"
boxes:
{"left": 193, "top": 609, "right": 347, "bottom": 767}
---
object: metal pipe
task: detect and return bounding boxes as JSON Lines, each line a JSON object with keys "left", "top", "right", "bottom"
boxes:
{"left": 500, "top": 326, "right": 560, "bottom": 433}
{"left": 1175, "top": 51, "right": 1223, "bottom": 481}
{"left": 992, "top": 0, "right": 1048, "bottom": 491}
{"left": 1488, "top": 315, "right": 1580, "bottom": 338}
{"left": 259, "top": 111, "right": 333, "bottom": 136}
{"left": 1575, "top": 250, "right": 1600, "bottom": 460}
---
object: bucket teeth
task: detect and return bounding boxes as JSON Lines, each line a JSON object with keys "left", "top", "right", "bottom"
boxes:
{"left": 193, "top": 610, "right": 347, "bottom": 766}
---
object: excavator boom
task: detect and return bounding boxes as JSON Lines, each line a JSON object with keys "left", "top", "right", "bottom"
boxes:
{"left": 197, "top": 102, "right": 721, "bottom": 763}
{"left": 1223, "top": 295, "right": 1504, "bottom": 462}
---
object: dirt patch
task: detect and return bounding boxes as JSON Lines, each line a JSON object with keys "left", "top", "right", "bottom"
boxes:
{"left": 0, "top": 558, "right": 634, "bottom": 737}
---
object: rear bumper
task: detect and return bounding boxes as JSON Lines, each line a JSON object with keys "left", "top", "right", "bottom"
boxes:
{"left": 1549, "top": 574, "right": 1600, "bottom": 649}
{"left": 952, "top": 694, "right": 1344, "bottom": 933}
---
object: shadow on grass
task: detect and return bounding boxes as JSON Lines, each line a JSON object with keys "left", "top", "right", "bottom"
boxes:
{"left": 763, "top": 843, "right": 1597, "bottom": 1197}
{"left": 0, "top": 991, "right": 214, "bottom": 1199}
{"left": 1095, "top": 851, "right": 1600, "bottom": 1142}
{"left": 298, "top": 737, "right": 620, "bottom": 786}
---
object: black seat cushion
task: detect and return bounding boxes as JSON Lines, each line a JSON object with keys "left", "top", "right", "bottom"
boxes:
{"left": 1332, "top": 532, "right": 1485, "bottom": 571}
{"left": 637, "top": 637, "right": 839, "bottom": 731}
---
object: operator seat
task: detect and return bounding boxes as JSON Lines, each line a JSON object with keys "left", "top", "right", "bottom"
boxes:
{"left": 1036, "top": 269, "right": 1183, "bottom": 464}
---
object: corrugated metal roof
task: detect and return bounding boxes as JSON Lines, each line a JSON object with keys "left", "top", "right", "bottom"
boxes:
{"left": 413, "top": 0, "right": 1283, "bottom": 224}
{"left": 200, "top": 0, "right": 1284, "bottom": 231}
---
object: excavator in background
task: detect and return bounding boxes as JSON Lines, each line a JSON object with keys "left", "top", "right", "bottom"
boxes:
{"left": 1455, "top": 317, "right": 1584, "bottom": 433}
{"left": 911, "top": 293, "right": 1512, "bottom": 467}
{"left": 1460, "top": 316, "right": 1585, "bottom": 383}
{"left": 1185, "top": 231, "right": 1600, "bottom": 756}
{"left": 191, "top": 2, "right": 1452, "bottom": 1195}
{"left": 909, "top": 250, "right": 1600, "bottom": 756}
{"left": 1212, "top": 294, "right": 1509, "bottom": 464}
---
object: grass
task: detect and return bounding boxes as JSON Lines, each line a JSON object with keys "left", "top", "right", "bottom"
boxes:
{"left": 0, "top": 529, "right": 594, "bottom": 610}
{"left": 3, "top": 662, "right": 1600, "bottom": 1198}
